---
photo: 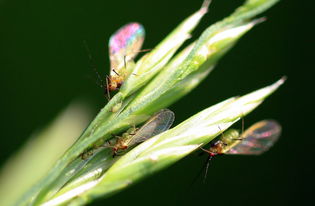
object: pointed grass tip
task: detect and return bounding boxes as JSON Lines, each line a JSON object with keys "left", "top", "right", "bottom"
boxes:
{"left": 276, "top": 76, "right": 287, "bottom": 86}
{"left": 251, "top": 17, "right": 268, "bottom": 25}
{"left": 200, "top": 0, "right": 212, "bottom": 14}
{"left": 268, "top": 76, "right": 286, "bottom": 92}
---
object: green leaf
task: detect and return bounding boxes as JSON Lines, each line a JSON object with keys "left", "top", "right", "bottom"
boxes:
{"left": 41, "top": 77, "right": 285, "bottom": 206}
{"left": 12, "top": 1, "right": 282, "bottom": 206}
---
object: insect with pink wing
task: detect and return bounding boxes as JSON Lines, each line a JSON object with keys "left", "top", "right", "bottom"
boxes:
{"left": 201, "top": 120, "right": 282, "bottom": 180}
{"left": 106, "top": 22, "right": 145, "bottom": 98}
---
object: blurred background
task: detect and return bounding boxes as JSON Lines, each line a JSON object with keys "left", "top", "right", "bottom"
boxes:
{"left": 0, "top": 0, "right": 312, "bottom": 206}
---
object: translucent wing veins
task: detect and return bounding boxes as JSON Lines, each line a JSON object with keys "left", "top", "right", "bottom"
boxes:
{"left": 128, "top": 109, "right": 175, "bottom": 146}
{"left": 226, "top": 120, "right": 282, "bottom": 155}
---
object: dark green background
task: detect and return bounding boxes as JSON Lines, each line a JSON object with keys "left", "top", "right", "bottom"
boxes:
{"left": 0, "top": 0, "right": 312, "bottom": 206}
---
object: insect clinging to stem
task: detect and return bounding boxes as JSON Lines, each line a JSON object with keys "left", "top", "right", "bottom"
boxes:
{"left": 105, "top": 109, "right": 175, "bottom": 157}
{"left": 201, "top": 120, "right": 282, "bottom": 181}
{"left": 106, "top": 22, "right": 145, "bottom": 99}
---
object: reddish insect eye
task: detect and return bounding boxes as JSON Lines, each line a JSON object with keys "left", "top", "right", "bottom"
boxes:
{"left": 210, "top": 152, "right": 216, "bottom": 157}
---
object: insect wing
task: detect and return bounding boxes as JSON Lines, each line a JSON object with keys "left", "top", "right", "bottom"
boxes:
{"left": 128, "top": 109, "right": 175, "bottom": 146}
{"left": 109, "top": 22, "right": 145, "bottom": 74}
{"left": 226, "top": 120, "right": 281, "bottom": 155}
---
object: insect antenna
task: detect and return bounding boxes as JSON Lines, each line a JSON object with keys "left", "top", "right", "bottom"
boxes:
{"left": 105, "top": 75, "right": 111, "bottom": 101}
{"left": 188, "top": 150, "right": 214, "bottom": 186}
{"left": 198, "top": 126, "right": 225, "bottom": 183}
{"left": 83, "top": 40, "right": 112, "bottom": 100}
{"left": 203, "top": 155, "right": 213, "bottom": 183}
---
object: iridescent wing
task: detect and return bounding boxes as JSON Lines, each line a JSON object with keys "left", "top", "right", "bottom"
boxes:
{"left": 226, "top": 120, "right": 282, "bottom": 155}
{"left": 127, "top": 109, "right": 175, "bottom": 146}
{"left": 109, "top": 22, "right": 145, "bottom": 74}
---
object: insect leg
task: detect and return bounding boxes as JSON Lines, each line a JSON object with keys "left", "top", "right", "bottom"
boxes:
{"left": 123, "top": 55, "right": 127, "bottom": 70}
{"left": 105, "top": 75, "right": 111, "bottom": 100}
{"left": 232, "top": 115, "right": 245, "bottom": 140}
{"left": 112, "top": 69, "right": 120, "bottom": 76}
